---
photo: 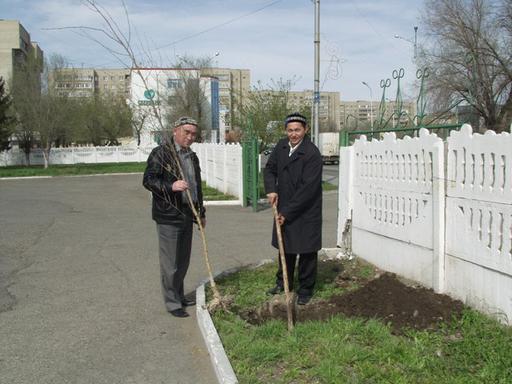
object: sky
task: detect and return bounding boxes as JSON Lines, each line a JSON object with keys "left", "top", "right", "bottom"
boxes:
{"left": 0, "top": 0, "right": 425, "bottom": 101}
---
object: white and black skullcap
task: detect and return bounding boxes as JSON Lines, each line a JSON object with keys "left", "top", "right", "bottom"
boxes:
{"left": 174, "top": 116, "right": 198, "bottom": 128}
{"left": 284, "top": 112, "right": 308, "bottom": 127}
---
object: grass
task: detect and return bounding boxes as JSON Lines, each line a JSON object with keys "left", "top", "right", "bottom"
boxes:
{"left": 0, "top": 162, "right": 236, "bottom": 200}
{"left": 210, "top": 260, "right": 512, "bottom": 384}
{"left": 0, "top": 162, "right": 146, "bottom": 177}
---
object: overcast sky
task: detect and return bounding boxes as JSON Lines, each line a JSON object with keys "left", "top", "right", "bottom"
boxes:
{"left": 1, "top": 0, "right": 424, "bottom": 101}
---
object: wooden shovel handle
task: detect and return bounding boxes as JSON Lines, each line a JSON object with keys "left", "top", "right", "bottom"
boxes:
{"left": 272, "top": 204, "right": 295, "bottom": 330}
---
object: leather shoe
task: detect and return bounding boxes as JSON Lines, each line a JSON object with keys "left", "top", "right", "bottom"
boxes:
{"left": 169, "top": 308, "right": 189, "bottom": 318}
{"left": 266, "top": 285, "right": 285, "bottom": 295}
{"left": 182, "top": 298, "right": 196, "bottom": 307}
{"left": 297, "top": 295, "right": 312, "bottom": 305}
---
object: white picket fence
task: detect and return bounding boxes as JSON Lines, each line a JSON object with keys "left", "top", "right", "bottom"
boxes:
{"left": 0, "top": 143, "right": 244, "bottom": 202}
{"left": 338, "top": 124, "right": 512, "bottom": 325}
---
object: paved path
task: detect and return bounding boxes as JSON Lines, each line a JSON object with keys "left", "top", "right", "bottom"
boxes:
{"left": 0, "top": 174, "right": 339, "bottom": 383}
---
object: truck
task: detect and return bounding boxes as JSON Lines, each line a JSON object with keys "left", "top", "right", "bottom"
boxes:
{"left": 318, "top": 132, "right": 340, "bottom": 164}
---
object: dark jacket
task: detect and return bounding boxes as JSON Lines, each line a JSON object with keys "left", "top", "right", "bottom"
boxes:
{"left": 264, "top": 135, "right": 322, "bottom": 253}
{"left": 142, "top": 142, "right": 205, "bottom": 225}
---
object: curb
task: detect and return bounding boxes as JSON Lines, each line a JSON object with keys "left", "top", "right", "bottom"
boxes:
{"left": 196, "top": 284, "right": 238, "bottom": 384}
{"left": 195, "top": 251, "right": 343, "bottom": 384}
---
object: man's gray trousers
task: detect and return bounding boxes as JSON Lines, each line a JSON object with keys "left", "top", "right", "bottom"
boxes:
{"left": 156, "top": 217, "right": 193, "bottom": 312}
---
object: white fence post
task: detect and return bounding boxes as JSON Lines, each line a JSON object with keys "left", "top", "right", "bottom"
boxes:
{"left": 337, "top": 146, "right": 354, "bottom": 248}
{"left": 432, "top": 136, "right": 445, "bottom": 293}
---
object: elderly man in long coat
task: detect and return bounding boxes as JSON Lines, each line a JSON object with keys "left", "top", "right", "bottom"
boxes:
{"left": 264, "top": 112, "right": 323, "bottom": 305}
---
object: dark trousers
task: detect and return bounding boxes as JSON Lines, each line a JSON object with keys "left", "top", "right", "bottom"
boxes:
{"left": 156, "top": 217, "right": 193, "bottom": 312}
{"left": 275, "top": 252, "right": 318, "bottom": 297}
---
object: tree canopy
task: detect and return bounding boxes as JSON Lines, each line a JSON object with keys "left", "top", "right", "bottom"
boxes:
{"left": 0, "top": 77, "right": 14, "bottom": 151}
{"left": 231, "top": 79, "right": 311, "bottom": 152}
{"left": 420, "top": 0, "right": 512, "bottom": 132}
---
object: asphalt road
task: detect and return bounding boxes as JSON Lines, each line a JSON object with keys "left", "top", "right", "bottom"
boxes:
{"left": 323, "top": 163, "right": 339, "bottom": 186}
{"left": 0, "top": 173, "right": 339, "bottom": 384}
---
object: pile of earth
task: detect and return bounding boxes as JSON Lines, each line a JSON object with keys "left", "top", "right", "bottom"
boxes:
{"left": 240, "top": 261, "right": 466, "bottom": 334}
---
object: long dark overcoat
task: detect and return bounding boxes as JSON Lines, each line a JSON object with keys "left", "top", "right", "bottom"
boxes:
{"left": 264, "top": 135, "right": 323, "bottom": 254}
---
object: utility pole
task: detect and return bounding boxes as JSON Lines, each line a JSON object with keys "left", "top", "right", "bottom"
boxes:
{"left": 313, "top": 0, "right": 320, "bottom": 146}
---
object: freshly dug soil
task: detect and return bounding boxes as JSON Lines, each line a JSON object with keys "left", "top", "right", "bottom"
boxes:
{"left": 241, "top": 261, "right": 466, "bottom": 334}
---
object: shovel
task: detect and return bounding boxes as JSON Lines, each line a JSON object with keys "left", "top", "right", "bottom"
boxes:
{"left": 272, "top": 204, "right": 295, "bottom": 331}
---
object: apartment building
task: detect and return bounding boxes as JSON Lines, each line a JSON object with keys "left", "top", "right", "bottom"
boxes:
{"left": 340, "top": 100, "right": 416, "bottom": 130}
{"left": 200, "top": 67, "right": 250, "bottom": 130}
{"left": 51, "top": 67, "right": 131, "bottom": 98}
{"left": 96, "top": 68, "right": 131, "bottom": 98}
{"left": 0, "top": 19, "right": 43, "bottom": 89}
{"left": 288, "top": 90, "right": 341, "bottom": 132}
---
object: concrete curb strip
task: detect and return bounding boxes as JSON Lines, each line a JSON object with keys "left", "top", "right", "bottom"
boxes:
{"left": 196, "top": 284, "right": 238, "bottom": 384}
{"left": 195, "top": 252, "right": 344, "bottom": 384}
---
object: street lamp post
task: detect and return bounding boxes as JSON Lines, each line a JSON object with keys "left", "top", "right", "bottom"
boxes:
{"left": 394, "top": 25, "right": 418, "bottom": 59}
{"left": 212, "top": 51, "right": 220, "bottom": 67}
{"left": 362, "top": 81, "right": 373, "bottom": 131}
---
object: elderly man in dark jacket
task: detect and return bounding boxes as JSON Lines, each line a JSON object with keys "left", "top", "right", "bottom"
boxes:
{"left": 143, "top": 117, "right": 206, "bottom": 318}
{"left": 264, "top": 112, "right": 323, "bottom": 305}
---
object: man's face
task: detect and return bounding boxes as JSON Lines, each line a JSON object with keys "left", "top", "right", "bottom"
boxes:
{"left": 173, "top": 124, "right": 197, "bottom": 148}
{"left": 286, "top": 122, "right": 307, "bottom": 146}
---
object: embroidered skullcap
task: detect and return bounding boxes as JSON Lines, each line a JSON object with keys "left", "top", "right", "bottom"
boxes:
{"left": 284, "top": 112, "right": 308, "bottom": 127}
{"left": 174, "top": 116, "right": 198, "bottom": 128}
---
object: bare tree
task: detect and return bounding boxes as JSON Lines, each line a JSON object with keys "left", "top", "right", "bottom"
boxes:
{"left": 420, "top": 0, "right": 512, "bottom": 132}
{"left": 72, "top": 0, "right": 227, "bottom": 309}
{"left": 165, "top": 55, "right": 215, "bottom": 142}
{"left": 11, "top": 53, "right": 82, "bottom": 166}
{"left": 132, "top": 111, "right": 147, "bottom": 147}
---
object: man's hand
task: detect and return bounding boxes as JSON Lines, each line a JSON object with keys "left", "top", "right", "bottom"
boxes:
{"left": 277, "top": 214, "right": 286, "bottom": 226}
{"left": 267, "top": 192, "right": 278, "bottom": 206}
{"left": 172, "top": 180, "right": 189, "bottom": 192}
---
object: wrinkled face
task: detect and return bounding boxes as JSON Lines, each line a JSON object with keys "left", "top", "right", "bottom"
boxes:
{"left": 173, "top": 124, "right": 197, "bottom": 148}
{"left": 286, "top": 122, "right": 307, "bottom": 146}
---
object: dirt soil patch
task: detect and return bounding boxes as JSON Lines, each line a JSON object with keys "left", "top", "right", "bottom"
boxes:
{"left": 241, "top": 260, "right": 466, "bottom": 334}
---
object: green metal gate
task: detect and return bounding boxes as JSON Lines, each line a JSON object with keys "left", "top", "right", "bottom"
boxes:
{"left": 242, "top": 134, "right": 259, "bottom": 212}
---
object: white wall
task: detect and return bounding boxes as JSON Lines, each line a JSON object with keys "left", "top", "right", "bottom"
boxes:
{"left": 445, "top": 126, "right": 512, "bottom": 323}
{"left": 338, "top": 124, "right": 512, "bottom": 324}
{"left": 0, "top": 143, "right": 244, "bottom": 203}
{"left": 191, "top": 142, "right": 243, "bottom": 202}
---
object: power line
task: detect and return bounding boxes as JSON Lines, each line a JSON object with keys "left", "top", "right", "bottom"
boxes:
{"left": 155, "top": 0, "right": 283, "bottom": 51}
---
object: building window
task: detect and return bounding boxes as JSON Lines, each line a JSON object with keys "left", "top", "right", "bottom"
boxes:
{"left": 167, "top": 79, "right": 183, "bottom": 89}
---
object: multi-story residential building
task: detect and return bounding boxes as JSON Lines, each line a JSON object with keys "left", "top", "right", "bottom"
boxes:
{"left": 288, "top": 90, "right": 341, "bottom": 132}
{"left": 200, "top": 67, "right": 250, "bottom": 131}
{"left": 96, "top": 68, "right": 131, "bottom": 98}
{"left": 50, "top": 68, "right": 131, "bottom": 98}
{"left": 340, "top": 100, "right": 416, "bottom": 130}
{"left": 0, "top": 19, "right": 43, "bottom": 89}
{"left": 51, "top": 68, "right": 95, "bottom": 97}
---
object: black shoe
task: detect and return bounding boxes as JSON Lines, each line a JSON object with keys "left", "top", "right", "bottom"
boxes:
{"left": 297, "top": 295, "right": 312, "bottom": 305}
{"left": 169, "top": 308, "right": 190, "bottom": 318}
{"left": 182, "top": 298, "right": 196, "bottom": 307}
{"left": 266, "top": 285, "right": 284, "bottom": 295}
